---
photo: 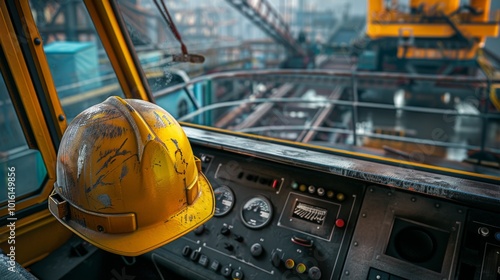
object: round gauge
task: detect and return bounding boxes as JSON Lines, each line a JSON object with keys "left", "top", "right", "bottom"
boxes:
{"left": 240, "top": 196, "right": 273, "bottom": 229}
{"left": 213, "top": 185, "right": 235, "bottom": 217}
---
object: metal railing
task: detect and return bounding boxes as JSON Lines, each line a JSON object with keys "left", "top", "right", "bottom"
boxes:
{"left": 154, "top": 69, "right": 500, "bottom": 161}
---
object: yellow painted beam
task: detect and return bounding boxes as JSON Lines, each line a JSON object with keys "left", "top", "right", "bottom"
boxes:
{"left": 0, "top": 0, "right": 72, "bottom": 265}
{"left": 397, "top": 45, "right": 479, "bottom": 60}
{"left": 367, "top": 23, "right": 499, "bottom": 38}
{"left": 409, "top": 0, "right": 460, "bottom": 15}
{"left": 470, "top": 0, "right": 490, "bottom": 22}
{"left": 0, "top": 1, "right": 57, "bottom": 212}
{"left": 16, "top": 0, "right": 67, "bottom": 137}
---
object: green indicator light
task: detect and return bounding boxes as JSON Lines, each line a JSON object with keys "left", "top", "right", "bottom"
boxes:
{"left": 296, "top": 263, "right": 307, "bottom": 274}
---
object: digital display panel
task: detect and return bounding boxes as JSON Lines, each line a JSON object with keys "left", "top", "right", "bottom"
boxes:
{"left": 292, "top": 201, "right": 327, "bottom": 225}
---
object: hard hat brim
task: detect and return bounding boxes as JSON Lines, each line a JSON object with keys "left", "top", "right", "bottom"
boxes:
{"left": 50, "top": 172, "right": 215, "bottom": 256}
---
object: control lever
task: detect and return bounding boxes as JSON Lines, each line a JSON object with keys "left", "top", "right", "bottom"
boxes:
{"left": 271, "top": 250, "right": 281, "bottom": 267}
{"left": 291, "top": 236, "right": 314, "bottom": 248}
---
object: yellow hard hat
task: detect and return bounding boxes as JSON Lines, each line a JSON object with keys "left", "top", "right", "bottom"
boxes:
{"left": 48, "top": 96, "right": 214, "bottom": 256}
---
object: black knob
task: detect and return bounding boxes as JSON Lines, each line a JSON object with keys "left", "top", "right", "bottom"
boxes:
{"left": 224, "top": 243, "right": 234, "bottom": 251}
{"left": 194, "top": 225, "right": 205, "bottom": 235}
{"left": 234, "top": 234, "right": 244, "bottom": 242}
{"left": 182, "top": 246, "right": 191, "bottom": 257}
{"left": 232, "top": 269, "right": 244, "bottom": 280}
{"left": 221, "top": 265, "right": 232, "bottom": 277}
{"left": 221, "top": 226, "right": 230, "bottom": 236}
{"left": 308, "top": 266, "right": 322, "bottom": 280}
{"left": 271, "top": 251, "right": 281, "bottom": 267}
{"left": 190, "top": 250, "right": 200, "bottom": 261}
{"left": 250, "top": 243, "right": 263, "bottom": 257}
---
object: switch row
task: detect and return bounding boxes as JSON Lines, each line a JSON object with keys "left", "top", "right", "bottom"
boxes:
{"left": 182, "top": 245, "right": 244, "bottom": 279}
{"left": 290, "top": 181, "right": 346, "bottom": 202}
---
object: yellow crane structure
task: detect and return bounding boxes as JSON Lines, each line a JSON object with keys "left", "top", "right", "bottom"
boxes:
{"left": 360, "top": 0, "right": 500, "bottom": 74}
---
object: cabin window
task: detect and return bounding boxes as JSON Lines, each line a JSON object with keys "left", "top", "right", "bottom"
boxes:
{"left": 0, "top": 73, "right": 47, "bottom": 204}
{"left": 30, "top": 1, "right": 125, "bottom": 122}
{"left": 116, "top": 0, "right": 197, "bottom": 119}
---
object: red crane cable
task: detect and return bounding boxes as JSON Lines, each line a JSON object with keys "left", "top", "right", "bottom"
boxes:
{"left": 153, "top": 0, "right": 204, "bottom": 63}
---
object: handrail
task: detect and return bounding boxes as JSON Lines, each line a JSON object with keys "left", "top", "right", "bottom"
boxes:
{"left": 151, "top": 69, "right": 499, "bottom": 167}
{"left": 154, "top": 69, "right": 498, "bottom": 99}
{"left": 177, "top": 97, "right": 500, "bottom": 122}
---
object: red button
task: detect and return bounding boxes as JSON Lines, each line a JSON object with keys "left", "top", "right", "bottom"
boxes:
{"left": 335, "top": 219, "right": 345, "bottom": 228}
{"left": 272, "top": 179, "right": 278, "bottom": 188}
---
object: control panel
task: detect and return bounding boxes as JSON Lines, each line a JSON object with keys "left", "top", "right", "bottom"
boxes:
{"left": 148, "top": 144, "right": 500, "bottom": 280}
{"left": 456, "top": 209, "right": 500, "bottom": 280}
{"left": 150, "top": 147, "right": 366, "bottom": 279}
{"left": 341, "top": 187, "right": 500, "bottom": 280}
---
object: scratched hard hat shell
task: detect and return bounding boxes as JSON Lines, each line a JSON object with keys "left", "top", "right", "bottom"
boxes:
{"left": 50, "top": 96, "right": 214, "bottom": 256}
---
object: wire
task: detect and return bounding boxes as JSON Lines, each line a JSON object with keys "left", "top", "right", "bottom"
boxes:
{"left": 153, "top": 0, "right": 187, "bottom": 55}
{"left": 151, "top": 253, "right": 166, "bottom": 280}
{"left": 152, "top": 0, "right": 205, "bottom": 64}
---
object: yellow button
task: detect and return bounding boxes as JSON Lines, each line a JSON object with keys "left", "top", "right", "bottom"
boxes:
{"left": 285, "top": 259, "right": 295, "bottom": 269}
{"left": 326, "top": 190, "right": 335, "bottom": 198}
{"left": 296, "top": 263, "right": 307, "bottom": 274}
{"left": 299, "top": 184, "right": 307, "bottom": 192}
{"left": 336, "top": 193, "right": 345, "bottom": 201}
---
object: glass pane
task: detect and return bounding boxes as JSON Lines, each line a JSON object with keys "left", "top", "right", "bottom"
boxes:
{"left": 0, "top": 73, "right": 47, "bottom": 203}
{"left": 114, "top": 0, "right": 500, "bottom": 178}
{"left": 32, "top": 1, "right": 124, "bottom": 121}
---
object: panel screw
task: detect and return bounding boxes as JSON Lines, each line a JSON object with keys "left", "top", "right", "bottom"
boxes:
{"left": 97, "top": 225, "right": 104, "bottom": 232}
{"left": 58, "top": 114, "right": 65, "bottom": 121}
{"left": 34, "top": 37, "right": 41, "bottom": 45}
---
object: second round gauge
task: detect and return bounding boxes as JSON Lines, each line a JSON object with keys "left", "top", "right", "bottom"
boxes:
{"left": 214, "top": 185, "right": 235, "bottom": 217}
{"left": 240, "top": 196, "right": 273, "bottom": 229}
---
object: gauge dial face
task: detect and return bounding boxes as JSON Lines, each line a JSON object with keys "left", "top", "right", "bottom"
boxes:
{"left": 214, "top": 185, "right": 235, "bottom": 217}
{"left": 240, "top": 196, "right": 273, "bottom": 229}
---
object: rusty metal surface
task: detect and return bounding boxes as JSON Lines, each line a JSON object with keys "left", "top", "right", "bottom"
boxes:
{"left": 183, "top": 125, "right": 500, "bottom": 212}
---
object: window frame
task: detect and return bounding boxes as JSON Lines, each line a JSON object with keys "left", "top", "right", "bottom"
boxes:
{"left": 0, "top": 1, "right": 61, "bottom": 216}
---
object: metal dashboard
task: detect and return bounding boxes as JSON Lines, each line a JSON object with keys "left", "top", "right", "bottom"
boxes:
{"left": 143, "top": 126, "right": 500, "bottom": 280}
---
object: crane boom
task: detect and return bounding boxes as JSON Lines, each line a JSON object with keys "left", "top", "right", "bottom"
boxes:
{"left": 224, "top": 0, "right": 306, "bottom": 56}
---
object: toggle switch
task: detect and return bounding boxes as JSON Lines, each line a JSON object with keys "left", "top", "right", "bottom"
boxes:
{"left": 224, "top": 243, "right": 234, "bottom": 251}
{"left": 221, "top": 226, "right": 231, "bottom": 236}
{"left": 234, "top": 234, "right": 244, "bottom": 242}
